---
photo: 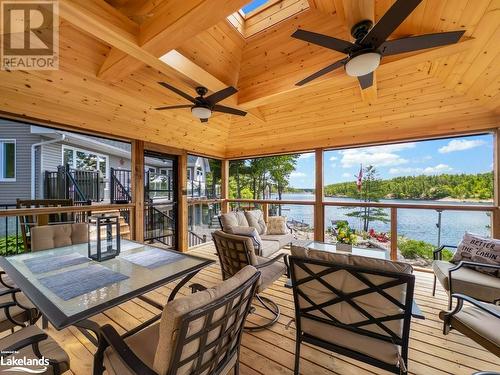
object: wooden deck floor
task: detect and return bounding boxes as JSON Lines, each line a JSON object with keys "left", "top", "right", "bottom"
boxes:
{"left": 44, "top": 243, "right": 499, "bottom": 375}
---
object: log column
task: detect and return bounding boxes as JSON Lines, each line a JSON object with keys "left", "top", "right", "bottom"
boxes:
{"left": 314, "top": 149, "right": 325, "bottom": 242}
{"left": 493, "top": 129, "right": 500, "bottom": 238}
{"left": 221, "top": 159, "right": 230, "bottom": 213}
{"left": 131, "top": 140, "right": 144, "bottom": 242}
{"left": 178, "top": 152, "right": 189, "bottom": 251}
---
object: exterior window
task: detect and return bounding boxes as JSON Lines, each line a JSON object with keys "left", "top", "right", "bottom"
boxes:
{"left": 62, "top": 146, "right": 108, "bottom": 178}
{"left": 0, "top": 140, "right": 15, "bottom": 181}
{"left": 187, "top": 168, "right": 192, "bottom": 180}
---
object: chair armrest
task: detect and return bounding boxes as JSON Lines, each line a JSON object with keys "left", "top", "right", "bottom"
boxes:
{"left": 255, "top": 253, "right": 285, "bottom": 269}
{"left": 444, "top": 293, "right": 500, "bottom": 320}
{"left": 0, "top": 271, "right": 15, "bottom": 289}
{"left": 0, "top": 287, "right": 22, "bottom": 297}
{"left": 1, "top": 333, "right": 47, "bottom": 358}
{"left": 100, "top": 324, "right": 157, "bottom": 375}
{"left": 433, "top": 245, "right": 457, "bottom": 260}
{"left": 449, "top": 261, "right": 500, "bottom": 273}
{"left": 190, "top": 283, "right": 208, "bottom": 293}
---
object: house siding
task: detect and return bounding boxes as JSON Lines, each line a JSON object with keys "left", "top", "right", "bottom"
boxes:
{"left": 0, "top": 120, "right": 42, "bottom": 205}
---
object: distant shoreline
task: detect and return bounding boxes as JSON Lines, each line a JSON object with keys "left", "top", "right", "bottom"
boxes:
{"left": 436, "top": 197, "right": 493, "bottom": 203}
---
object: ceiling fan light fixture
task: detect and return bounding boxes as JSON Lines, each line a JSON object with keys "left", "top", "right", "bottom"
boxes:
{"left": 345, "top": 52, "right": 381, "bottom": 77}
{"left": 191, "top": 106, "right": 212, "bottom": 119}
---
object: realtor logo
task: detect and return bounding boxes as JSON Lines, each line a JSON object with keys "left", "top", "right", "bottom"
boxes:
{"left": 0, "top": 0, "right": 59, "bottom": 70}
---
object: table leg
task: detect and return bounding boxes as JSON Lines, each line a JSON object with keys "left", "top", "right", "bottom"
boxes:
{"left": 74, "top": 319, "right": 105, "bottom": 375}
{"left": 168, "top": 270, "right": 199, "bottom": 302}
{"left": 42, "top": 315, "right": 48, "bottom": 329}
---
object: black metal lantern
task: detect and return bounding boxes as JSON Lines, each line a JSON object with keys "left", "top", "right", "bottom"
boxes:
{"left": 88, "top": 214, "right": 121, "bottom": 262}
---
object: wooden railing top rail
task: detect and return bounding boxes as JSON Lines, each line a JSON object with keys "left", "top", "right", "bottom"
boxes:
{"left": 227, "top": 198, "right": 497, "bottom": 211}
{"left": 0, "top": 203, "right": 135, "bottom": 218}
{"left": 187, "top": 198, "right": 223, "bottom": 205}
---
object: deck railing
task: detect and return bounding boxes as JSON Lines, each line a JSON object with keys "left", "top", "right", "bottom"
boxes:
{"left": 110, "top": 168, "right": 132, "bottom": 203}
{"left": 226, "top": 198, "right": 496, "bottom": 267}
{"left": 144, "top": 204, "right": 175, "bottom": 246}
{"left": 45, "top": 164, "right": 104, "bottom": 203}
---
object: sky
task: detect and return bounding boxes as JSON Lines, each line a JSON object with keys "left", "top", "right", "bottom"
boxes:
{"left": 241, "top": 0, "right": 269, "bottom": 13}
{"left": 288, "top": 134, "right": 494, "bottom": 189}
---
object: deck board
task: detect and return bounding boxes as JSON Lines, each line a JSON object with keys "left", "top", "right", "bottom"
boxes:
{"left": 41, "top": 244, "right": 499, "bottom": 375}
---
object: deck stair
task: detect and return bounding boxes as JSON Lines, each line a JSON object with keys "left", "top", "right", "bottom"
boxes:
{"left": 89, "top": 209, "right": 131, "bottom": 240}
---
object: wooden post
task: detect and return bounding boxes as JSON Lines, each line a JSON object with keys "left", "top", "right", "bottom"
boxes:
{"left": 314, "top": 149, "right": 325, "bottom": 242}
{"left": 178, "top": 152, "right": 189, "bottom": 251}
{"left": 390, "top": 207, "right": 398, "bottom": 260}
{"left": 221, "top": 159, "right": 230, "bottom": 213}
{"left": 263, "top": 203, "right": 269, "bottom": 223}
{"left": 131, "top": 140, "right": 144, "bottom": 242}
{"left": 493, "top": 129, "right": 500, "bottom": 238}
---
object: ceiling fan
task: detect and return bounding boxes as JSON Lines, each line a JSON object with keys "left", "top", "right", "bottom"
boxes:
{"left": 291, "top": 0, "right": 465, "bottom": 89}
{"left": 155, "top": 83, "right": 247, "bottom": 122}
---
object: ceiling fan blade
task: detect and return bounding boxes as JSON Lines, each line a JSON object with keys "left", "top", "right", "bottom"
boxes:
{"left": 361, "top": 0, "right": 423, "bottom": 49}
{"left": 379, "top": 30, "right": 466, "bottom": 56}
{"left": 155, "top": 105, "right": 192, "bottom": 110}
{"left": 200, "top": 118, "right": 209, "bottom": 123}
{"left": 291, "top": 29, "right": 356, "bottom": 54}
{"left": 205, "top": 86, "right": 238, "bottom": 104}
{"left": 357, "top": 72, "right": 373, "bottom": 89}
{"left": 213, "top": 105, "right": 247, "bottom": 117}
{"left": 296, "top": 58, "right": 347, "bottom": 86}
{"left": 157, "top": 82, "right": 196, "bottom": 103}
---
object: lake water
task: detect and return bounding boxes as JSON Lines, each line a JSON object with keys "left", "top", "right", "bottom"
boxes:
{"left": 270, "top": 193, "right": 492, "bottom": 246}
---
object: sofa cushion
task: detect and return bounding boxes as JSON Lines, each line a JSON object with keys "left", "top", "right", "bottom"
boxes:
{"left": 261, "top": 233, "right": 294, "bottom": 248}
{"left": 439, "top": 303, "right": 500, "bottom": 356}
{"left": 220, "top": 212, "right": 248, "bottom": 231}
{"left": 154, "top": 265, "right": 257, "bottom": 375}
{"left": 451, "top": 233, "right": 500, "bottom": 276}
{"left": 433, "top": 260, "right": 500, "bottom": 303}
{"left": 244, "top": 210, "right": 267, "bottom": 235}
{"left": 266, "top": 216, "right": 287, "bottom": 235}
{"left": 227, "top": 226, "right": 263, "bottom": 248}
{"left": 260, "top": 240, "right": 281, "bottom": 258}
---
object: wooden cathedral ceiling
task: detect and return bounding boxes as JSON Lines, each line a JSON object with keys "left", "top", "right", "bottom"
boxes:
{"left": 0, "top": 0, "right": 499, "bottom": 158}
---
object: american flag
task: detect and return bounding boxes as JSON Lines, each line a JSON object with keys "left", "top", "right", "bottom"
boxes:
{"left": 356, "top": 164, "right": 363, "bottom": 192}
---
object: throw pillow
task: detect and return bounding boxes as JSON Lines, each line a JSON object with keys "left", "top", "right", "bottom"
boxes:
{"left": 451, "top": 232, "right": 500, "bottom": 276}
{"left": 267, "top": 216, "right": 288, "bottom": 235}
{"left": 244, "top": 210, "right": 267, "bottom": 235}
{"left": 227, "top": 225, "right": 263, "bottom": 248}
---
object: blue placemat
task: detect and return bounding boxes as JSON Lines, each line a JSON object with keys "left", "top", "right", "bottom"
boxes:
{"left": 121, "top": 248, "right": 184, "bottom": 269}
{"left": 24, "top": 253, "right": 89, "bottom": 274}
{"left": 38, "top": 264, "right": 129, "bottom": 301}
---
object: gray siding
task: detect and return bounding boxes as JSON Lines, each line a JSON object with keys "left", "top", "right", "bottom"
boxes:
{"left": 41, "top": 140, "right": 62, "bottom": 173}
{"left": 0, "top": 120, "right": 42, "bottom": 204}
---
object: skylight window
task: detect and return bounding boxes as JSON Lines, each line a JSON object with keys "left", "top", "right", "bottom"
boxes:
{"left": 241, "top": 0, "right": 270, "bottom": 14}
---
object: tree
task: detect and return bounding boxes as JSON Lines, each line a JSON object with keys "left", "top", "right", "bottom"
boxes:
{"left": 268, "top": 155, "right": 299, "bottom": 214}
{"left": 345, "top": 165, "right": 389, "bottom": 232}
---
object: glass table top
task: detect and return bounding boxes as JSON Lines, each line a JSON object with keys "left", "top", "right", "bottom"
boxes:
{"left": 305, "top": 241, "right": 389, "bottom": 259}
{"left": 0, "top": 240, "right": 213, "bottom": 329}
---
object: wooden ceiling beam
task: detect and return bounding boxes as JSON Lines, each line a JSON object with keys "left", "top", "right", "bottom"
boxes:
{"left": 97, "top": 0, "right": 249, "bottom": 81}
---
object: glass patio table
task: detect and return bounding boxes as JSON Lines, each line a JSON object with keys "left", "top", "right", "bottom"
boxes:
{"left": 0, "top": 239, "right": 214, "bottom": 343}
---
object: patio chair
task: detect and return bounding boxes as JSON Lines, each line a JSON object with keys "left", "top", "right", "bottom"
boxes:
{"left": 433, "top": 244, "right": 500, "bottom": 309}
{"left": 289, "top": 246, "right": 415, "bottom": 375}
{"left": 212, "top": 230, "right": 287, "bottom": 331}
{"left": 0, "top": 324, "right": 70, "bottom": 374}
{"left": 30, "top": 223, "right": 88, "bottom": 252}
{"left": 440, "top": 294, "right": 499, "bottom": 357}
{"left": 95, "top": 265, "right": 260, "bottom": 375}
{"left": 0, "top": 285, "right": 40, "bottom": 334}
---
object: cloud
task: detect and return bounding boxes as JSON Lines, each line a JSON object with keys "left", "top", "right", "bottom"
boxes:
{"left": 329, "top": 156, "right": 338, "bottom": 161}
{"left": 342, "top": 172, "right": 351, "bottom": 178}
{"left": 330, "top": 163, "right": 337, "bottom": 168}
{"left": 389, "top": 164, "right": 453, "bottom": 175}
{"left": 339, "top": 149, "right": 408, "bottom": 168}
{"left": 290, "top": 171, "right": 306, "bottom": 177}
{"left": 438, "top": 139, "right": 486, "bottom": 154}
{"left": 298, "top": 153, "right": 313, "bottom": 159}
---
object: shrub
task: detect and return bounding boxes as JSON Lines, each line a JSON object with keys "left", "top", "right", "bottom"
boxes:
{"left": 0, "top": 235, "right": 25, "bottom": 256}
{"left": 398, "top": 237, "right": 453, "bottom": 261}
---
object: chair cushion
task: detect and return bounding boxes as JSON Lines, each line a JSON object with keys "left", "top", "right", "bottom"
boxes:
{"left": 0, "top": 291, "right": 36, "bottom": 333}
{"left": 301, "top": 317, "right": 401, "bottom": 365}
{"left": 433, "top": 260, "right": 500, "bottom": 303}
{"left": 244, "top": 210, "right": 267, "bottom": 235}
{"left": 439, "top": 303, "right": 500, "bottom": 356}
{"left": 256, "top": 256, "right": 286, "bottom": 292}
{"left": 261, "top": 233, "right": 294, "bottom": 249}
{"left": 0, "top": 325, "right": 70, "bottom": 375}
{"left": 451, "top": 232, "right": 500, "bottom": 276}
{"left": 266, "top": 216, "right": 288, "bottom": 235}
{"left": 31, "top": 223, "right": 88, "bottom": 252}
{"left": 220, "top": 212, "right": 248, "bottom": 232}
{"left": 154, "top": 265, "right": 258, "bottom": 375}
{"left": 260, "top": 240, "right": 281, "bottom": 258}
{"left": 104, "top": 323, "right": 159, "bottom": 375}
